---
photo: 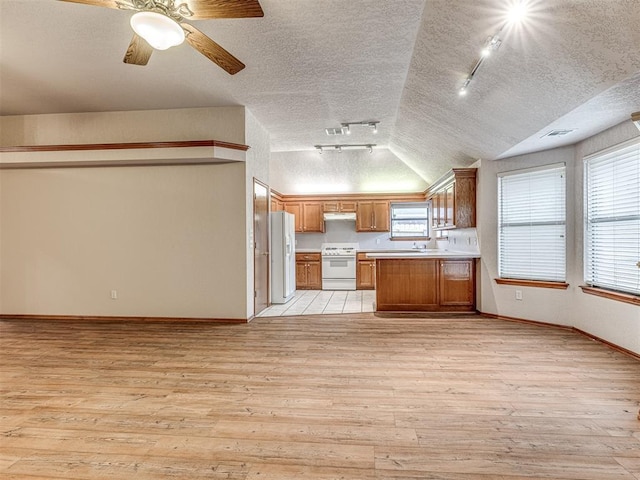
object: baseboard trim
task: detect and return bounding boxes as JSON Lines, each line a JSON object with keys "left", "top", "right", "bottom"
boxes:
{"left": 480, "top": 312, "right": 640, "bottom": 361}
{"left": 572, "top": 327, "right": 640, "bottom": 361}
{"left": 0, "top": 314, "right": 247, "bottom": 324}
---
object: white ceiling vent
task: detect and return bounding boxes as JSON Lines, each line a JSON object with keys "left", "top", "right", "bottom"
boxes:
{"left": 542, "top": 129, "right": 575, "bottom": 138}
{"left": 325, "top": 127, "right": 348, "bottom": 136}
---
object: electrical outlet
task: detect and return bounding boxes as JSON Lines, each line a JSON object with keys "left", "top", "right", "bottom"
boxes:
{"left": 110, "top": 290, "right": 118, "bottom": 300}
{"left": 515, "top": 290, "right": 523, "bottom": 301}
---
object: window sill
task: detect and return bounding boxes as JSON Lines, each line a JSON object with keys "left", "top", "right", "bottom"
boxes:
{"left": 495, "top": 278, "right": 569, "bottom": 290}
{"left": 580, "top": 286, "right": 640, "bottom": 306}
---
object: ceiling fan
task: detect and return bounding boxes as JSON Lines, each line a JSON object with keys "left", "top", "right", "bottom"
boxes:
{"left": 59, "top": 0, "right": 264, "bottom": 74}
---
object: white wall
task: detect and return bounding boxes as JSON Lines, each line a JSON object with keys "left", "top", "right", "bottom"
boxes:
{"left": 478, "top": 121, "right": 640, "bottom": 354}
{"left": 0, "top": 107, "right": 256, "bottom": 320}
{"left": 243, "top": 109, "right": 271, "bottom": 317}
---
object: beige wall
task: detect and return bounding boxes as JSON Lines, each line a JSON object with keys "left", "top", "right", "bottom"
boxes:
{"left": 0, "top": 164, "right": 247, "bottom": 318}
{"left": 0, "top": 107, "right": 261, "bottom": 320}
{"left": 477, "top": 121, "right": 640, "bottom": 354}
{"left": 0, "top": 107, "right": 246, "bottom": 146}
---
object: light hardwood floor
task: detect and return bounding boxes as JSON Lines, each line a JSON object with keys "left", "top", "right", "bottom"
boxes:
{"left": 1, "top": 314, "right": 639, "bottom": 479}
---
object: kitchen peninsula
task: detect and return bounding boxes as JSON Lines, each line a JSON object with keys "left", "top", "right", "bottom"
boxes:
{"left": 367, "top": 250, "right": 480, "bottom": 312}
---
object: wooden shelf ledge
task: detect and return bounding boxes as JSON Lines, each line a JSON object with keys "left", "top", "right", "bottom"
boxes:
{"left": 0, "top": 140, "right": 249, "bottom": 169}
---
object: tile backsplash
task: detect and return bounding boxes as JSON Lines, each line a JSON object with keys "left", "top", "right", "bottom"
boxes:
{"left": 295, "top": 220, "right": 479, "bottom": 253}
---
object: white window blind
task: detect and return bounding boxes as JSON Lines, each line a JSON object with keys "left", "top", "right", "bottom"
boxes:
{"left": 498, "top": 164, "right": 566, "bottom": 282}
{"left": 584, "top": 138, "right": 640, "bottom": 296}
{"left": 390, "top": 202, "right": 429, "bottom": 239}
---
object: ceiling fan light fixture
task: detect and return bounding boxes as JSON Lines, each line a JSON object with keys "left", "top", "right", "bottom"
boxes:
{"left": 130, "top": 11, "right": 185, "bottom": 51}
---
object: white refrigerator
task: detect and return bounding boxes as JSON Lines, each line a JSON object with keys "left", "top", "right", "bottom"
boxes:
{"left": 270, "top": 211, "right": 296, "bottom": 304}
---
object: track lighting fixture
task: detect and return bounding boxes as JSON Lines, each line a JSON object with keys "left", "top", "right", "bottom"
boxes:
{"left": 339, "top": 121, "right": 380, "bottom": 134}
{"left": 314, "top": 144, "right": 376, "bottom": 154}
{"left": 458, "top": 1, "right": 528, "bottom": 96}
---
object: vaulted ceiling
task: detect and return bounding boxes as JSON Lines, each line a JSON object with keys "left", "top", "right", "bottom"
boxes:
{"left": 1, "top": 0, "right": 639, "bottom": 193}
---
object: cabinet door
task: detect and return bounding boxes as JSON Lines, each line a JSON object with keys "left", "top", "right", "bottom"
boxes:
{"left": 271, "top": 199, "right": 284, "bottom": 212}
{"left": 284, "top": 203, "right": 303, "bottom": 232}
{"left": 357, "top": 260, "right": 376, "bottom": 289}
{"left": 295, "top": 261, "right": 308, "bottom": 288}
{"left": 307, "top": 261, "right": 322, "bottom": 289}
{"left": 437, "top": 191, "right": 446, "bottom": 228}
{"left": 356, "top": 202, "right": 374, "bottom": 231}
{"left": 430, "top": 195, "right": 439, "bottom": 229}
{"left": 372, "top": 201, "right": 390, "bottom": 231}
{"left": 439, "top": 260, "right": 474, "bottom": 307}
{"left": 339, "top": 201, "right": 357, "bottom": 212}
{"left": 376, "top": 259, "right": 439, "bottom": 310}
{"left": 444, "top": 183, "right": 455, "bottom": 228}
{"left": 302, "top": 202, "right": 324, "bottom": 232}
{"left": 323, "top": 201, "right": 339, "bottom": 212}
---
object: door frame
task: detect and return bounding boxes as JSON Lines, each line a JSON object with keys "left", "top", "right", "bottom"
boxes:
{"left": 253, "top": 178, "right": 270, "bottom": 316}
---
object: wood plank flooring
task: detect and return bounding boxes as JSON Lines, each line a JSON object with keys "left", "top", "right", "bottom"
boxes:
{"left": 1, "top": 314, "right": 639, "bottom": 479}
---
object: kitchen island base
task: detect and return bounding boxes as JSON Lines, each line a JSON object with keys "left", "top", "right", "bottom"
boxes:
{"left": 375, "top": 258, "right": 476, "bottom": 312}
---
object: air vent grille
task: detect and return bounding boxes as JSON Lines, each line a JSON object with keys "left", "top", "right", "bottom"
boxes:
{"left": 542, "top": 129, "right": 575, "bottom": 138}
{"left": 325, "top": 127, "right": 347, "bottom": 136}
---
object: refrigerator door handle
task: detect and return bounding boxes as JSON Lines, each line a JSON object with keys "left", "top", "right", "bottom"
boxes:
{"left": 285, "top": 235, "right": 292, "bottom": 255}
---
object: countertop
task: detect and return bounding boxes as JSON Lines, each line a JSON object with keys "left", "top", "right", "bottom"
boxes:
{"left": 366, "top": 250, "right": 480, "bottom": 259}
{"left": 295, "top": 248, "right": 480, "bottom": 258}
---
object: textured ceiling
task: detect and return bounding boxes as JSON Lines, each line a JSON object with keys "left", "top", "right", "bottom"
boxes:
{"left": 1, "top": 0, "right": 639, "bottom": 192}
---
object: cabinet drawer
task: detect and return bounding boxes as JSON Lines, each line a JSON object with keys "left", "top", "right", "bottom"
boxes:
{"left": 296, "top": 252, "right": 321, "bottom": 261}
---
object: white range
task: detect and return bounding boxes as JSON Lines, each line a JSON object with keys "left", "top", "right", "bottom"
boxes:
{"left": 321, "top": 242, "right": 359, "bottom": 290}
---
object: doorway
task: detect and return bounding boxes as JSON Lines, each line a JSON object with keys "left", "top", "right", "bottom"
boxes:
{"left": 253, "top": 178, "right": 270, "bottom": 316}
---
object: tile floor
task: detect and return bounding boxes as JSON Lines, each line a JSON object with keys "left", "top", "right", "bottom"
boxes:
{"left": 258, "top": 290, "right": 376, "bottom": 317}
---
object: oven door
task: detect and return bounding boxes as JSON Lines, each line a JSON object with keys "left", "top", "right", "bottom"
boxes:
{"left": 322, "top": 255, "right": 356, "bottom": 279}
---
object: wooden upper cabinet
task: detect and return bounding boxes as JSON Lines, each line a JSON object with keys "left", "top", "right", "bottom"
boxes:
{"left": 284, "top": 202, "right": 303, "bottom": 232}
{"left": 302, "top": 202, "right": 324, "bottom": 232}
{"left": 428, "top": 168, "right": 476, "bottom": 230}
{"left": 285, "top": 202, "right": 324, "bottom": 233}
{"left": 356, "top": 201, "right": 390, "bottom": 232}
{"left": 323, "top": 201, "right": 357, "bottom": 213}
{"left": 271, "top": 198, "right": 284, "bottom": 212}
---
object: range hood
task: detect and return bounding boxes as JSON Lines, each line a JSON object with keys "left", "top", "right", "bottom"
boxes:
{"left": 323, "top": 212, "right": 357, "bottom": 221}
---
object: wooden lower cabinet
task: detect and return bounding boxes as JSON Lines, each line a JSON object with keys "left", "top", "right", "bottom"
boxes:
{"left": 356, "top": 253, "right": 376, "bottom": 290}
{"left": 375, "top": 258, "right": 475, "bottom": 311}
{"left": 439, "top": 259, "right": 474, "bottom": 306}
{"left": 295, "top": 253, "right": 322, "bottom": 289}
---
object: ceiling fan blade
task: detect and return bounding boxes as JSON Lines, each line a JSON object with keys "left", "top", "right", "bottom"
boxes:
{"left": 185, "top": 0, "right": 264, "bottom": 20}
{"left": 123, "top": 34, "right": 153, "bottom": 66}
{"left": 57, "top": 0, "right": 121, "bottom": 9}
{"left": 181, "top": 23, "right": 245, "bottom": 75}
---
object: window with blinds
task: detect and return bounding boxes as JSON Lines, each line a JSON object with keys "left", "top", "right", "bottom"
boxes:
{"left": 584, "top": 138, "right": 640, "bottom": 296}
{"left": 498, "top": 164, "right": 566, "bottom": 282}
